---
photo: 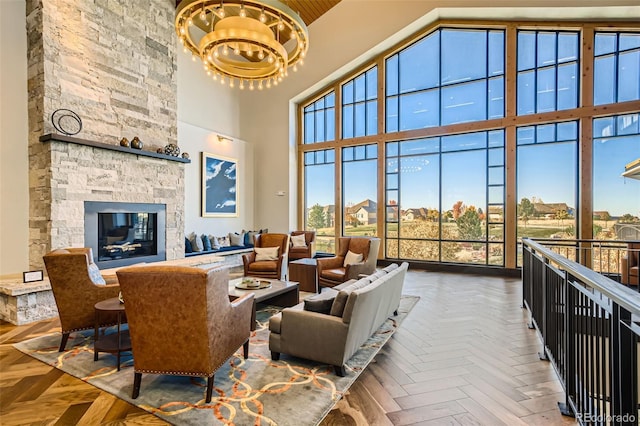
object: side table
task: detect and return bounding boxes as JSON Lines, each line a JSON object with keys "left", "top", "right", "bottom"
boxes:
{"left": 289, "top": 258, "right": 317, "bottom": 293}
{"left": 94, "top": 297, "right": 131, "bottom": 371}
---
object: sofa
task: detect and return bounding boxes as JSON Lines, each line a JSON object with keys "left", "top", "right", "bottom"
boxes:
{"left": 185, "top": 229, "right": 267, "bottom": 257}
{"left": 268, "top": 262, "right": 408, "bottom": 375}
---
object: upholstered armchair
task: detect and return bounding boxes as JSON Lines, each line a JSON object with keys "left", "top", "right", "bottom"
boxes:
{"left": 242, "top": 233, "right": 290, "bottom": 280}
{"left": 43, "top": 248, "right": 120, "bottom": 351}
{"left": 116, "top": 265, "right": 254, "bottom": 403}
{"left": 288, "top": 231, "right": 316, "bottom": 261}
{"left": 621, "top": 242, "right": 639, "bottom": 286}
{"left": 317, "top": 237, "right": 381, "bottom": 292}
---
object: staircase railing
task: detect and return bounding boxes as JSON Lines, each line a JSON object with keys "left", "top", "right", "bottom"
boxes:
{"left": 522, "top": 238, "right": 640, "bottom": 425}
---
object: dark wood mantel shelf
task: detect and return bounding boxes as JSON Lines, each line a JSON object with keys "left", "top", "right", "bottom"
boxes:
{"left": 39, "top": 133, "right": 191, "bottom": 163}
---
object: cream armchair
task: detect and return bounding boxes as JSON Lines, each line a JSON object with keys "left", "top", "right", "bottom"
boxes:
{"left": 116, "top": 265, "right": 254, "bottom": 403}
{"left": 316, "top": 237, "right": 381, "bottom": 292}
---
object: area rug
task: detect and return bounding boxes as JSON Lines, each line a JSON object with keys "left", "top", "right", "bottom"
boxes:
{"left": 14, "top": 295, "right": 418, "bottom": 426}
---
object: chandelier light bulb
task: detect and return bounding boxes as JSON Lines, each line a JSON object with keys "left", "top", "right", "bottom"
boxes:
{"left": 267, "top": 55, "right": 274, "bottom": 64}
{"left": 278, "top": 20, "right": 284, "bottom": 31}
{"left": 183, "top": 46, "right": 188, "bottom": 53}
{"left": 273, "top": 78, "right": 278, "bottom": 86}
{"left": 239, "top": 5, "right": 246, "bottom": 17}
{"left": 259, "top": 10, "right": 267, "bottom": 23}
{"left": 207, "top": 70, "right": 211, "bottom": 76}
{"left": 258, "top": 80, "right": 263, "bottom": 90}
{"left": 222, "top": 45, "right": 229, "bottom": 56}
{"left": 220, "top": 76, "right": 225, "bottom": 85}
{"left": 180, "top": 27, "right": 186, "bottom": 35}
{"left": 249, "top": 81, "right": 254, "bottom": 90}
{"left": 213, "top": 73, "right": 218, "bottom": 81}
{"left": 218, "top": 7, "right": 225, "bottom": 18}
{"left": 234, "top": 47, "right": 241, "bottom": 55}
{"left": 300, "top": 59, "right": 304, "bottom": 66}
{"left": 266, "top": 79, "right": 271, "bottom": 88}
{"left": 214, "top": 49, "right": 219, "bottom": 58}
{"left": 229, "top": 78, "right": 235, "bottom": 88}
{"left": 200, "top": 10, "right": 206, "bottom": 21}
{"left": 258, "top": 50, "right": 265, "bottom": 60}
{"left": 191, "top": 54, "right": 196, "bottom": 62}
{"left": 240, "top": 79, "right": 245, "bottom": 89}
{"left": 188, "top": 17, "right": 193, "bottom": 26}
{"left": 293, "top": 64, "right": 297, "bottom": 72}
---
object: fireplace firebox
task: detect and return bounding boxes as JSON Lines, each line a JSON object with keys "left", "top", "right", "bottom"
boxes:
{"left": 84, "top": 201, "right": 166, "bottom": 269}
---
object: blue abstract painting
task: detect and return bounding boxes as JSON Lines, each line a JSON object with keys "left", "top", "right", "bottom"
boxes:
{"left": 202, "top": 152, "right": 238, "bottom": 217}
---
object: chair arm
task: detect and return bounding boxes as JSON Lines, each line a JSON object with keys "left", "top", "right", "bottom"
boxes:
{"left": 93, "top": 283, "right": 121, "bottom": 301}
{"left": 622, "top": 256, "right": 629, "bottom": 283}
{"left": 242, "top": 252, "right": 256, "bottom": 276}
{"left": 278, "top": 308, "right": 349, "bottom": 365}
{"left": 317, "top": 256, "right": 344, "bottom": 273}
{"left": 345, "top": 262, "right": 368, "bottom": 280}
{"left": 229, "top": 292, "right": 255, "bottom": 335}
{"left": 308, "top": 241, "right": 317, "bottom": 258}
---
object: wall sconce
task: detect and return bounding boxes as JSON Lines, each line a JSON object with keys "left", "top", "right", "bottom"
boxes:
{"left": 217, "top": 134, "right": 233, "bottom": 143}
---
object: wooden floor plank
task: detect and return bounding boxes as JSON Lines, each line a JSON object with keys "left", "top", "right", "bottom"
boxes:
{"left": 1, "top": 270, "right": 577, "bottom": 425}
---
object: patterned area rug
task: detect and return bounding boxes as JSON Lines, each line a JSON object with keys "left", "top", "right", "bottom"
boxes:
{"left": 15, "top": 296, "right": 418, "bottom": 425}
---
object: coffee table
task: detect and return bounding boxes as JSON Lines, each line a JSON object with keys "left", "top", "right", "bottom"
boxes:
{"left": 229, "top": 278, "right": 299, "bottom": 307}
{"left": 228, "top": 278, "right": 299, "bottom": 329}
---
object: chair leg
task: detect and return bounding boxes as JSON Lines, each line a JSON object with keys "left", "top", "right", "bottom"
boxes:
{"left": 271, "top": 351, "right": 280, "bottom": 361}
{"left": 132, "top": 372, "right": 142, "bottom": 399}
{"left": 205, "top": 376, "right": 214, "bottom": 403}
{"left": 394, "top": 309, "right": 398, "bottom": 316}
{"left": 243, "top": 340, "right": 249, "bottom": 359}
{"left": 334, "top": 365, "right": 345, "bottom": 376}
{"left": 59, "top": 332, "right": 70, "bottom": 352}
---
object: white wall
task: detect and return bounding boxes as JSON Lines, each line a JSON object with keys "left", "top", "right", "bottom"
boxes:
{"left": 0, "top": 0, "right": 29, "bottom": 276}
{"left": 179, "top": 121, "right": 255, "bottom": 238}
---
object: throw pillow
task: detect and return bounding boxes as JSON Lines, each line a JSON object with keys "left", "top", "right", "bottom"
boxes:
{"left": 209, "top": 234, "right": 220, "bottom": 249}
{"left": 201, "top": 234, "right": 212, "bottom": 251}
{"left": 343, "top": 250, "right": 364, "bottom": 267}
{"left": 255, "top": 246, "right": 279, "bottom": 261}
{"left": 290, "top": 233, "right": 307, "bottom": 248}
{"left": 88, "top": 262, "right": 106, "bottom": 285}
{"left": 217, "top": 236, "right": 230, "bottom": 247}
{"left": 329, "top": 277, "right": 370, "bottom": 317}
{"left": 189, "top": 232, "right": 204, "bottom": 252}
{"left": 229, "top": 232, "right": 245, "bottom": 246}
{"left": 303, "top": 292, "right": 335, "bottom": 314}
{"left": 185, "top": 237, "right": 193, "bottom": 253}
{"left": 246, "top": 230, "right": 259, "bottom": 247}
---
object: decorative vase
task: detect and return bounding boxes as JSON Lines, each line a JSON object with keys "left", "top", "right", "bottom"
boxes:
{"left": 119, "top": 137, "right": 129, "bottom": 147}
{"left": 181, "top": 152, "right": 190, "bottom": 159}
{"left": 164, "top": 143, "right": 180, "bottom": 157}
{"left": 131, "top": 136, "right": 143, "bottom": 149}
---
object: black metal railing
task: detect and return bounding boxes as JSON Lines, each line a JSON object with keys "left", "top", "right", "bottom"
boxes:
{"left": 523, "top": 238, "right": 640, "bottom": 425}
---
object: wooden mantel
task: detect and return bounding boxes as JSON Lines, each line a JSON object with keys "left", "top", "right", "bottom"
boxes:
{"left": 39, "top": 133, "right": 191, "bottom": 163}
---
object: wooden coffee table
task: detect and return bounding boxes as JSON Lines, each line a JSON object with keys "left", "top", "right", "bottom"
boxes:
{"left": 228, "top": 278, "right": 299, "bottom": 330}
{"left": 228, "top": 278, "right": 299, "bottom": 307}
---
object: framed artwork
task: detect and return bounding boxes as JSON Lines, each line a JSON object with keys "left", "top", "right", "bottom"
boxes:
{"left": 201, "top": 152, "right": 238, "bottom": 217}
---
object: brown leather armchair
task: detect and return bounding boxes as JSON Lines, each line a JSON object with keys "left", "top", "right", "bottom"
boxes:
{"left": 43, "top": 248, "right": 121, "bottom": 351}
{"left": 288, "top": 231, "right": 316, "bottom": 261}
{"left": 621, "top": 242, "right": 639, "bottom": 286}
{"left": 242, "top": 233, "right": 290, "bottom": 280}
{"left": 116, "top": 265, "right": 254, "bottom": 403}
{"left": 317, "top": 237, "right": 381, "bottom": 292}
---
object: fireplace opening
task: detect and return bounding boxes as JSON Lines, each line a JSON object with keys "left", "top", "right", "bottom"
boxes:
{"left": 85, "top": 202, "right": 166, "bottom": 269}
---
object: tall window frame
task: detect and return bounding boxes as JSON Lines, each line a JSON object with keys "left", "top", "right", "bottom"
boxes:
{"left": 297, "top": 20, "right": 640, "bottom": 271}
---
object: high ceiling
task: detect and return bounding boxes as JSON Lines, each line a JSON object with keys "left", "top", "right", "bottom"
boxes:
{"left": 175, "top": 0, "right": 341, "bottom": 26}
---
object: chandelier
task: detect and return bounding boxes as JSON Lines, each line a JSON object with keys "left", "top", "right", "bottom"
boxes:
{"left": 175, "top": 0, "right": 309, "bottom": 90}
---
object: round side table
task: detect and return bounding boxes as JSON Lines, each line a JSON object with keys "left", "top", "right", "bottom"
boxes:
{"left": 94, "top": 297, "right": 131, "bottom": 371}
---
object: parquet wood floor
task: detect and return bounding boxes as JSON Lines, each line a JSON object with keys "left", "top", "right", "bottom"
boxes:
{"left": 0, "top": 270, "right": 577, "bottom": 425}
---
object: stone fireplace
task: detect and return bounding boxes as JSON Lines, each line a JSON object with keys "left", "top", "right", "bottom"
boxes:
{"left": 25, "top": 0, "right": 182, "bottom": 270}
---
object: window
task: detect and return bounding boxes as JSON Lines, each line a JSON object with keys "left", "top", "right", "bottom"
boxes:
{"left": 342, "top": 67, "right": 378, "bottom": 139}
{"left": 303, "top": 92, "right": 335, "bottom": 143}
{"left": 299, "top": 21, "right": 639, "bottom": 270}
{"left": 516, "top": 122, "right": 578, "bottom": 265}
{"left": 593, "top": 113, "right": 640, "bottom": 240}
{"left": 386, "top": 28, "right": 504, "bottom": 132}
{"left": 343, "top": 144, "right": 378, "bottom": 237}
{"left": 304, "top": 150, "right": 336, "bottom": 253}
{"left": 517, "top": 31, "right": 579, "bottom": 114}
{"left": 594, "top": 32, "right": 640, "bottom": 105}
{"left": 386, "top": 130, "right": 504, "bottom": 265}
